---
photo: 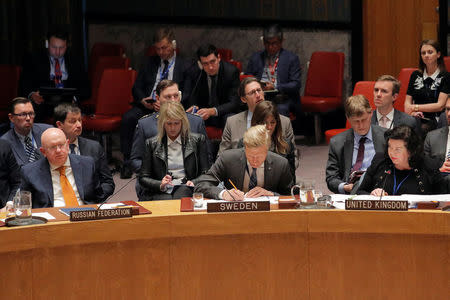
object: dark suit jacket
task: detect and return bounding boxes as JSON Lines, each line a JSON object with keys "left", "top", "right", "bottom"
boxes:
{"left": 130, "top": 112, "right": 211, "bottom": 172}
{"left": 326, "top": 125, "right": 387, "bottom": 193}
{"left": 77, "top": 137, "right": 115, "bottom": 198}
{"left": 371, "top": 109, "right": 421, "bottom": 135}
{"left": 19, "top": 49, "right": 90, "bottom": 100}
{"left": 132, "top": 55, "right": 191, "bottom": 108}
{"left": 194, "top": 148, "right": 293, "bottom": 199}
{"left": 184, "top": 61, "right": 240, "bottom": 116}
{"left": 246, "top": 48, "right": 301, "bottom": 104}
{"left": 20, "top": 154, "right": 105, "bottom": 208}
{"left": 1, "top": 123, "right": 52, "bottom": 166}
{"left": 139, "top": 133, "right": 210, "bottom": 194}
{"left": 0, "top": 139, "right": 20, "bottom": 207}
{"left": 424, "top": 126, "right": 448, "bottom": 164}
{"left": 437, "top": 111, "right": 447, "bottom": 128}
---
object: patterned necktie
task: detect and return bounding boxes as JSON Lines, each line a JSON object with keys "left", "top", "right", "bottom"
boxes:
{"left": 54, "top": 58, "right": 62, "bottom": 86}
{"left": 69, "top": 144, "right": 76, "bottom": 155}
{"left": 57, "top": 166, "right": 79, "bottom": 207}
{"left": 379, "top": 115, "right": 388, "bottom": 128}
{"left": 161, "top": 60, "right": 169, "bottom": 80}
{"left": 24, "top": 136, "right": 38, "bottom": 162}
{"left": 352, "top": 137, "right": 367, "bottom": 171}
{"left": 249, "top": 167, "right": 257, "bottom": 190}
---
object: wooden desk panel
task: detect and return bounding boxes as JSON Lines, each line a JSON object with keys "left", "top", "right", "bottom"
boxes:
{"left": 0, "top": 201, "right": 448, "bottom": 299}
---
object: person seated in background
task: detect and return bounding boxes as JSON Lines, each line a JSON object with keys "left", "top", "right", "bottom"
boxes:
{"left": 238, "top": 101, "right": 297, "bottom": 181}
{"left": 245, "top": 24, "right": 301, "bottom": 117}
{"left": 326, "top": 95, "right": 387, "bottom": 194}
{"left": 1, "top": 97, "right": 52, "bottom": 166}
{"left": 139, "top": 101, "right": 210, "bottom": 200}
{"left": 404, "top": 39, "right": 450, "bottom": 135}
{"left": 372, "top": 75, "right": 420, "bottom": 134}
{"left": 54, "top": 103, "right": 115, "bottom": 199}
{"left": 195, "top": 125, "right": 293, "bottom": 201}
{"left": 357, "top": 126, "right": 448, "bottom": 195}
{"left": 120, "top": 28, "right": 192, "bottom": 178}
{"left": 424, "top": 97, "right": 450, "bottom": 178}
{"left": 20, "top": 128, "right": 105, "bottom": 208}
{"left": 0, "top": 139, "right": 21, "bottom": 208}
{"left": 219, "top": 77, "right": 294, "bottom": 154}
{"left": 19, "top": 27, "right": 90, "bottom": 122}
{"left": 185, "top": 44, "right": 240, "bottom": 128}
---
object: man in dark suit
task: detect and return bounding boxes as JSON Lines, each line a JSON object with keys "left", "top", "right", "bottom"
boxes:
{"left": 371, "top": 75, "right": 420, "bottom": 134}
{"left": 424, "top": 97, "right": 450, "bottom": 176}
{"left": 195, "top": 125, "right": 293, "bottom": 200}
{"left": 0, "top": 139, "right": 21, "bottom": 207}
{"left": 54, "top": 103, "right": 115, "bottom": 198}
{"left": 326, "top": 95, "right": 387, "bottom": 194}
{"left": 20, "top": 128, "right": 105, "bottom": 208}
{"left": 19, "top": 28, "right": 90, "bottom": 122}
{"left": 245, "top": 24, "right": 301, "bottom": 117}
{"left": 120, "top": 28, "right": 191, "bottom": 178}
{"left": 185, "top": 44, "right": 240, "bottom": 128}
{"left": 1, "top": 97, "right": 52, "bottom": 166}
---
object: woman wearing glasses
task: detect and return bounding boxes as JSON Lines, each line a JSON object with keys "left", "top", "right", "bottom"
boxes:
{"left": 139, "top": 101, "right": 210, "bottom": 200}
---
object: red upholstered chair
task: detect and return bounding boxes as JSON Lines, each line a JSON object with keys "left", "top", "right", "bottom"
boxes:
{"left": 302, "top": 51, "right": 345, "bottom": 144}
{"left": 205, "top": 126, "right": 223, "bottom": 140}
{"left": 217, "top": 49, "right": 232, "bottom": 61}
{"left": 239, "top": 74, "right": 253, "bottom": 81}
{"left": 229, "top": 60, "right": 242, "bottom": 73}
{"left": 395, "top": 68, "right": 417, "bottom": 112}
{"left": 82, "top": 69, "right": 136, "bottom": 157}
{"left": 324, "top": 81, "right": 375, "bottom": 144}
{"left": 0, "top": 65, "right": 21, "bottom": 122}
{"left": 444, "top": 57, "right": 450, "bottom": 71}
{"left": 89, "top": 43, "right": 125, "bottom": 79}
{"left": 83, "top": 56, "right": 130, "bottom": 112}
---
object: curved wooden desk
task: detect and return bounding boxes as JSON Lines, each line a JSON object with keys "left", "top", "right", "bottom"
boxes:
{"left": 0, "top": 201, "right": 448, "bottom": 299}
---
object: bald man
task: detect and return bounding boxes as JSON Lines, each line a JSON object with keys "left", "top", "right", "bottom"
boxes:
{"left": 20, "top": 128, "right": 106, "bottom": 208}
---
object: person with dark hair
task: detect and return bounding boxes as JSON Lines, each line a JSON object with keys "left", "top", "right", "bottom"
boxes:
{"left": 404, "top": 40, "right": 450, "bottom": 135}
{"left": 18, "top": 26, "right": 90, "bottom": 122}
{"left": 1, "top": 97, "right": 52, "bottom": 166}
{"left": 120, "top": 28, "right": 192, "bottom": 178}
{"left": 0, "top": 139, "right": 21, "bottom": 208}
{"left": 245, "top": 24, "right": 301, "bottom": 117}
{"left": 184, "top": 43, "right": 240, "bottom": 128}
{"left": 139, "top": 101, "right": 210, "bottom": 200}
{"left": 54, "top": 103, "right": 114, "bottom": 199}
{"left": 357, "top": 125, "right": 448, "bottom": 195}
{"left": 219, "top": 78, "right": 294, "bottom": 154}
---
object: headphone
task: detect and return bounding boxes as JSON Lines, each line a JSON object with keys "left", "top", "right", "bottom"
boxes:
{"left": 172, "top": 40, "right": 177, "bottom": 49}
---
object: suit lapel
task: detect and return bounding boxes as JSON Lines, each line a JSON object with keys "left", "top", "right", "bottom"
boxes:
{"left": 371, "top": 112, "right": 378, "bottom": 125}
{"left": 372, "top": 126, "right": 385, "bottom": 153}
{"left": 77, "top": 137, "right": 86, "bottom": 155}
{"left": 41, "top": 159, "right": 54, "bottom": 205}
{"left": 438, "top": 127, "right": 449, "bottom": 158}
{"left": 343, "top": 130, "right": 354, "bottom": 180}
{"left": 235, "top": 150, "right": 246, "bottom": 190}
{"left": 263, "top": 154, "right": 274, "bottom": 190}
{"left": 70, "top": 155, "right": 84, "bottom": 200}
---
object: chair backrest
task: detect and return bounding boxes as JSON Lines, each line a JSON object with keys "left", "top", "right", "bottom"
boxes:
{"left": 304, "top": 51, "right": 345, "bottom": 98}
{"left": 396, "top": 68, "right": 417, "bottom": 112}
{"left": 0, "top": 64, "right": 21, "bottom": 110}
{"left": 444, "top": 57, "right": 450, "bottom": 71}
{"left": 90, "top": 56, "right": 130, "bottom": 99}
{"left": 217, "top": 48, "right": 233, "bottom": 61}
{"left": 94, "top": 69, "right": 136, "bottom": 115}
{"left": 345, "top": 81, "right": 376, "bottom": 128}
{"left": 229, "top": 60, "right": 242, "bottom": 73}
{"left": 239, "top": 74, "right": 253, "bottom": 81}
{"left": 89, "top": 43, "right": 125, "bottom": 77}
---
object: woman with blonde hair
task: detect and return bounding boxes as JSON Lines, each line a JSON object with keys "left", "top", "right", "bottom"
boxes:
{"left": 139, "top": 101, "right": 210, "bottom": 200}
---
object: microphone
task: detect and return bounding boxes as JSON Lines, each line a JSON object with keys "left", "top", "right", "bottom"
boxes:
{"left": 379, "top": 168, "right": 392, "bottom": 201}
{"left": 97, "top": 175, "right": 137, "bottom": 210}
{"left": 187, "top": 67, "right": 203, "bottom": 109}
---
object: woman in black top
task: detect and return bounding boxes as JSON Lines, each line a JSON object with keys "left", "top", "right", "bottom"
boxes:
{"left": 357, "top": 126, "right": 448, "bottom": 196}
{"left": 405, "top": 40, "right": 450, "bottom": 134}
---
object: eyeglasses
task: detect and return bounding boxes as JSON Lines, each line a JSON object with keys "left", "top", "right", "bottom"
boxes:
{"left": 12, "top": 112, "right": 35, "bottom": 118}
{"left": 46, "top": 142, "right": 67, "bottom": 152}
{"left": 246, "top": 88, "right": 264, "bottom": 97}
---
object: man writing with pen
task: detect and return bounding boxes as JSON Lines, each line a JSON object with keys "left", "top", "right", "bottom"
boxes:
{"left": 195, "top": 125, "right": 293, "bottom": 200}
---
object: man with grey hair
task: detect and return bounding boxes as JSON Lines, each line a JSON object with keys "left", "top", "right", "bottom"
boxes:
{"left": 245, "top": 24, "right": 301, "bottom": 117}
{"left": 195, "top": 125, "right": 293, "bottom": 200}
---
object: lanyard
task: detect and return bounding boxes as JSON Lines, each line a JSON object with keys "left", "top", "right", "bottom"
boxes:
{"left": 392, "top": 169, "right": 411, "bottom": 195}
{"left": 265, "top": 55, "right": 279, "bottom": 83}
{"left": 159, "top": 59, "right": 175, "bottom": 80}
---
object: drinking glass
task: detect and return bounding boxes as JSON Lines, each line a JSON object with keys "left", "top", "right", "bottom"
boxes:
{"left": 192, "top": 192, "right": 204, "bottom": 208}
{"left": 14, "top": 190, "right": 32, "bottom": 225}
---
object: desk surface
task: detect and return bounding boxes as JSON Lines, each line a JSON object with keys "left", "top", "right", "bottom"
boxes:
{"left": 0, "top": 201, "right": 448, "bottom": 299}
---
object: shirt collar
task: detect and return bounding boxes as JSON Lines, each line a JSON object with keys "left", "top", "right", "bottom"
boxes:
{"left": 160, "top": 52, "right": 176, "bottom": 66}
{"left": 50, "top": 156, "right": 71, "bottom": 171}
{"left": 376, "top": 108, "right": 394, "bottom": 122}
{"left": 167, "top": 135, "right": 182, "bottom": 146}
{"left": 423, "top": 68, "right": 440, "bottom": 80}
{"left": 14, "top": 129, "right": 33, "bottom": 143}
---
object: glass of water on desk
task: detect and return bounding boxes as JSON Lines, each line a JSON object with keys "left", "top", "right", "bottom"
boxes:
{"left": 14, "top": 190, "right": 32, "bottom": 225}
{"left": 192, "top": 192, "right": 204, "bottom": 208}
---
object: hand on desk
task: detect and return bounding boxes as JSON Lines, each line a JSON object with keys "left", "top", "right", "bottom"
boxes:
{"left": 223, "top": 188, "right": 244, "bottom": 201}
{"left": 245, "top": 186, "right": 274, "bottom": 198}
{"left": 370, "top": 188, "right": 388, "bottom": 197}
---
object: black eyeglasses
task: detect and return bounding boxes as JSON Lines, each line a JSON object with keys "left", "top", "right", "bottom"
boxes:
{"left": 12, "top": 112, "right": 35, "bottom": 118}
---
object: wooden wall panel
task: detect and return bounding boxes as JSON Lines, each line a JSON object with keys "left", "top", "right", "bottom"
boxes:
{"left": 363, "top": 0, "right": 439, "bottom": 80}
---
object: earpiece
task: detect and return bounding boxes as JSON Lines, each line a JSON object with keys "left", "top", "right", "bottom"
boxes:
{"left": 172, "top": 40, "right": 177, "bottom": 49}
{"left": 197, "top": 60, "right": 203, "bottom": 70}
{"left": 45, "top": 39, "right": 48, "bottom": 49}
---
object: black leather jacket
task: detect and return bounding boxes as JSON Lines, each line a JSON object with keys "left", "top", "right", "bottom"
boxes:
{"left": 139, "top": 133, "right": 210, "bottom": 193}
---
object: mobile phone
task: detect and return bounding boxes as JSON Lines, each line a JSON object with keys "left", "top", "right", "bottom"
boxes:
{"left": 145, "top": 98, "right": 156, "bottom": 103}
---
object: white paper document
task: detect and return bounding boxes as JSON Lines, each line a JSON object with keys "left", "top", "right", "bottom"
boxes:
{"left": 32, "top": 212, "right": 56, "bottom": 220}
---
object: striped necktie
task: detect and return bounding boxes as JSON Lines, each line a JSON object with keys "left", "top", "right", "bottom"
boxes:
{"left": 24, "top": 136, "right": 38, "bottom": 162}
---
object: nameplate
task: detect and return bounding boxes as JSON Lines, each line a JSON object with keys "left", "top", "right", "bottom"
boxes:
{"left": 207, "top": 201, "right": 270, "bottom": 213}
{"left": 70, "top": 208, "right": 133, "bottom": 221}
{"left": 345, "top": 200, "right": 408, "bottom": 211}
